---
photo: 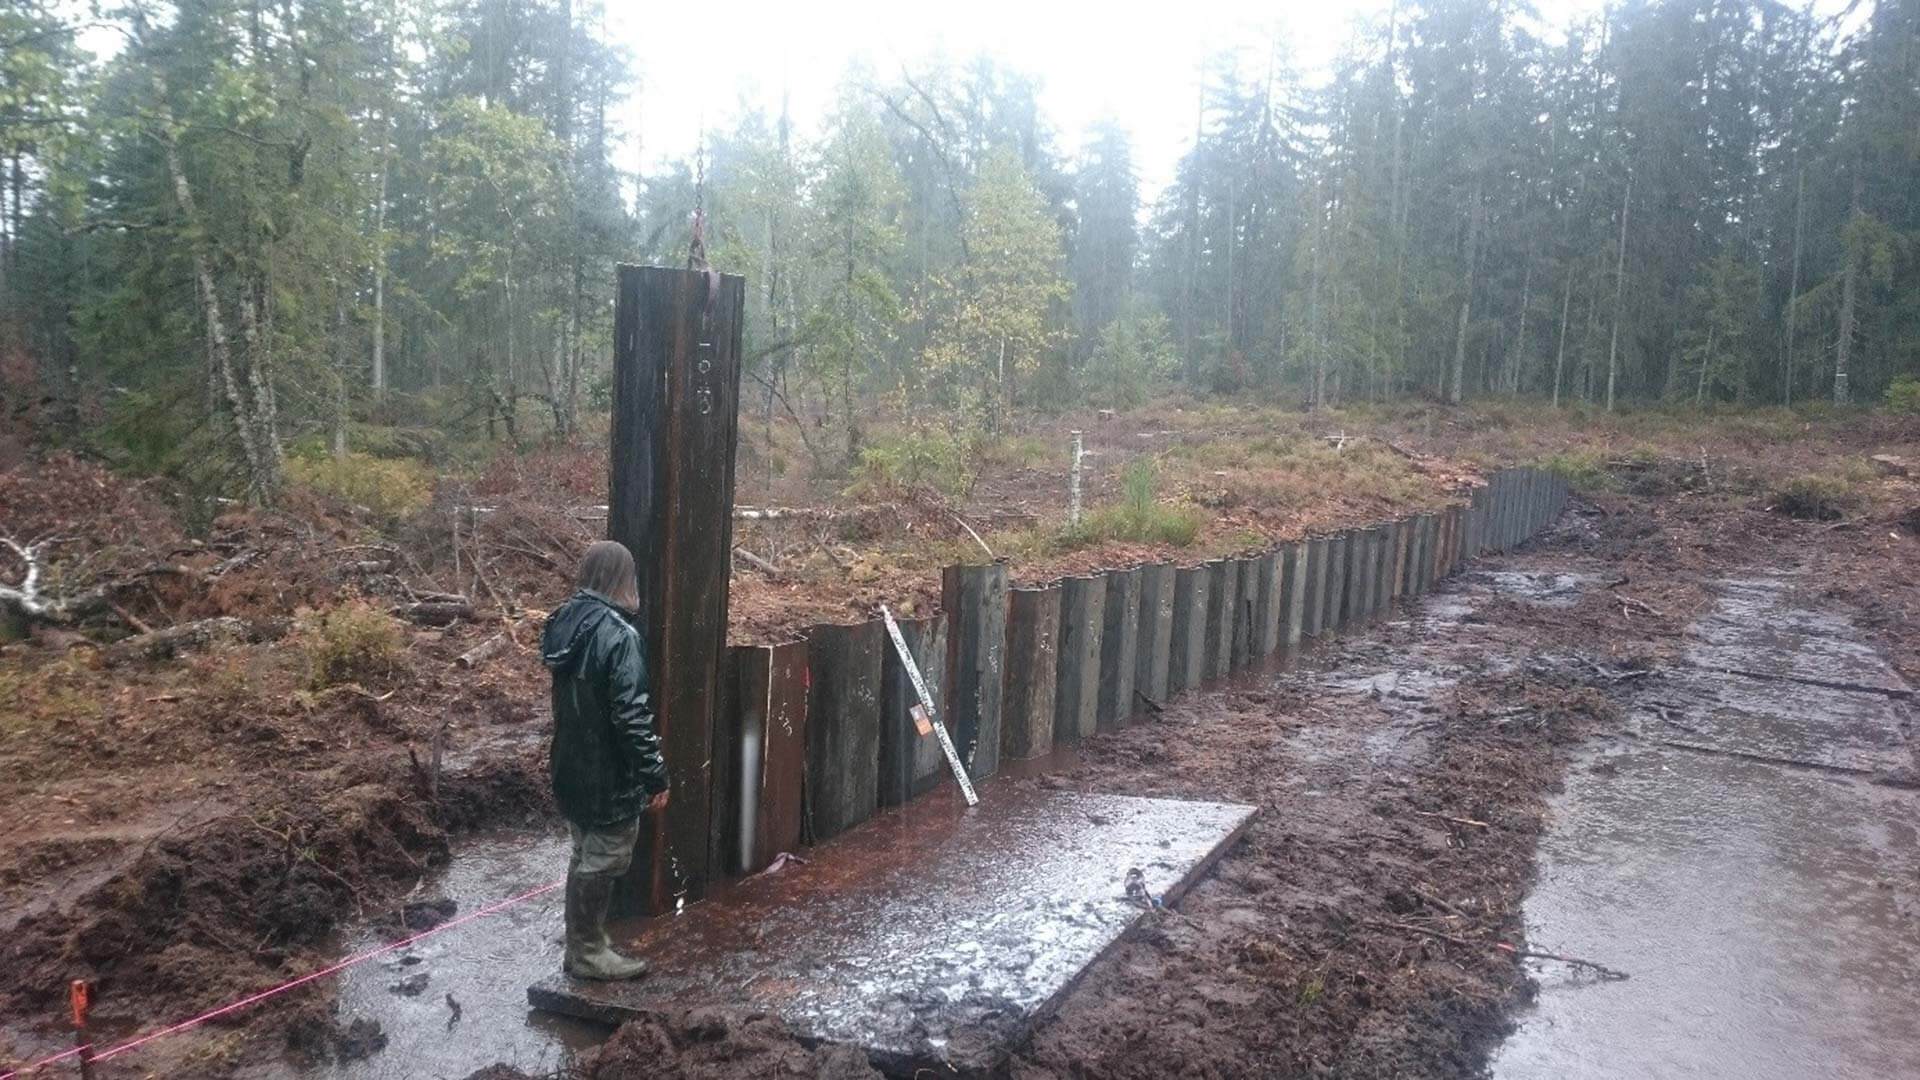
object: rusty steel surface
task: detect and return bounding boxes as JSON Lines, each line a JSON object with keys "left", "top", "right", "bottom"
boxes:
{"left": 1280, "top": 543, "right": 1306, "bottom": 650}
{"left": 1001, "top": 587, "right": 1061, "bottom": 760}
{"left": 1134, "top": 563, "right": 1175, "bottom": 704}
{"left": 1168, "top": 565, "right": 1209, "bottom": 693}
{"left": 1096, "top": 568, "right": 1141, "bottom": 731}
{"left": 880, "top": 614, "right": 946, "bottom": 807}
{"left": 528, "top": 786, "right": 1257, "bottom": 1075}
{"left": 1203, "top": 558, "right": 1234, "bottom": 680}
{"left": 1053, "top": 574, "right": 1106, "bottom": 743}
{"left": 1324, "top": 534, "right": 1349, "bottom": 632}
{"left": 610, "top": 265, "right": 744, "bottom": 915}
{"left": 943, "top": 563, "right": 1009, "bottom": 781}
{"left": 804, "top": 620, "right": 884, "bottom": 842}
{"left": 1301, "top": 537, "right": 1328, "bottom": 638}
{"left": 1252, "top": 550, "right": 1284, "bottom": 660}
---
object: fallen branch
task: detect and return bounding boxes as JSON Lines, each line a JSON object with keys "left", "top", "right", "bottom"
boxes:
{"left": 455, "top": 632, "right": 512, "bottom": 670}
{"left": 1708, "top": 665, "right": 1913, "bottom": 700}
{"left": 1365, "top": 920, "right": 1630, "bottom": 980}
{"left": 1616, "top": 594, "right": 1665, "bottom": 618}
{"left": 1411, "top": 809, "right": 1490, "bottom": 829}
{"left": 732, "top": 546, "right": 779, "bottom": 575}
{"left": 952, "top": 513, "right": 995, "bottom": 559}
{"left": 1495, "top": 942, "right": 1631, "bottom": 981}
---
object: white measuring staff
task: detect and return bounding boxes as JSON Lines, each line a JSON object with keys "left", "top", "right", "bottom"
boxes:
{"left": 879, "top": 605, "right": 979, "bottom": 807}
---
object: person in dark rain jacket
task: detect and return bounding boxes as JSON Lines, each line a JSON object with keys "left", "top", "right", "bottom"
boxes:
{"left": 540, "top": 540, "right": 668, "bottom": 980}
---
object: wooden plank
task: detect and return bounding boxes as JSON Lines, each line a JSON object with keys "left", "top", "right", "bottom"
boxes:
{"left": 804, "top": 620, "right": 883, "bottom": 842}
{"left": 880, "top": 614, "right": 946, "bottom": 807}
{"left": 1001, "top": 586, "right": 1061, "bottom": 760}
{"left": 1096, "top": 568, "right": 1141, "bottom": 731}
{"left": 610, "top": 265, "right": 744, "bottom": 915}
{"left": 1279, "top": 542, "right": 1306, "bottom": 652}
{"left": 1168, "top": 566, "right": 1209, "bottom": 693}
{"left": 1134, "top": 563, "right": 1175, "bottom": 705}
{"left": 1053, "top": 575, "right": 1107, "bottom": 742}
{"left": 942, "top": 562, "right": 1009, "bottom": 781}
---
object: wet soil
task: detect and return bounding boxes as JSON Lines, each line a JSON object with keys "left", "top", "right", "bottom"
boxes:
{"left": 1006, "top": 533, "right": 1643, "bottom": 1079}
{"left": 5, "top": 406, "right": 1917, "bottom": 1078}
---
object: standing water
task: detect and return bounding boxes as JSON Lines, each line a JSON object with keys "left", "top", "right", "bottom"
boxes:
{"left": 1492, "top": 577, "right": 1920, "bottom": 1079}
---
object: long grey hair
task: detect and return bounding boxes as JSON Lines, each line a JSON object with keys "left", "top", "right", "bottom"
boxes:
{"left": 576, "top": 540, "right": 641, "bottom": 612}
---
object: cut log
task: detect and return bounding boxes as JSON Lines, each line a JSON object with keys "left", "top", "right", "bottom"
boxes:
{"left": 103, "top": 616, "right": 250, "bottom": 666}
{"left": 455, "top": 632, "right": 512, "bottom": 669}
{"left": 392, "top": 598, "right": 475, "bottom": 625}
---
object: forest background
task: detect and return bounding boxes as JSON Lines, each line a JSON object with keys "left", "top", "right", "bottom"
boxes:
{"left": 1, "top": 0, "right": 1916, "bottom": 511}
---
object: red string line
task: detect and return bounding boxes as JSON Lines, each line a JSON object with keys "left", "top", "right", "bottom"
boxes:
{"left": 2, "top": 879, "right": 564, "bottom": 1079}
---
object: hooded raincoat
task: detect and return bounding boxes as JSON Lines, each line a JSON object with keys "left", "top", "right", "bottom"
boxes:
{"left": 540, "top": 590, "right": 668, "bottom": 827}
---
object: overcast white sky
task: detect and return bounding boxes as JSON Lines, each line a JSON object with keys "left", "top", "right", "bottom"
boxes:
{"left": 615, "top": 0, "right": 1611, "bottom": 200}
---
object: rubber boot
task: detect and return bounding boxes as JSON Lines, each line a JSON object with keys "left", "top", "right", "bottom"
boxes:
{"left": 563, "top": 871, "right": 649, "bottom": 980}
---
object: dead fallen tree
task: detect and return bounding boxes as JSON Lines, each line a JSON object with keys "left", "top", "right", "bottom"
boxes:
{"left": 391, "top": 594, "right": 476, "bottom": 625}
{"left": 100, "top": 615, "right": 293, "bottom": 666}
{"left": 1, "top": 535, "right": 112, "bottom": 624}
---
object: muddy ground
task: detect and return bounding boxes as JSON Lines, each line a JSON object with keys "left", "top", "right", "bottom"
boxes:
{"left": 2, "top": 401, "right": 1916, "bottom": 1077}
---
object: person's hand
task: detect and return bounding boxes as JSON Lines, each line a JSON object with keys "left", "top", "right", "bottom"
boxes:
{"left": 647, "top": 789, "right": 670, "bottom": 815}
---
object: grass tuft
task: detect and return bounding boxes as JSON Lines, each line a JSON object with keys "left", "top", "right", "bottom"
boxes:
{"left": 1770, "top": 471, "right": 1867, "bottom": 521}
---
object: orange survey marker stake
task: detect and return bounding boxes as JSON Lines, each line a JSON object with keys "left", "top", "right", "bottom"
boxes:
{"left": 69, "top": 979, "right": 95, "bottom": 1080}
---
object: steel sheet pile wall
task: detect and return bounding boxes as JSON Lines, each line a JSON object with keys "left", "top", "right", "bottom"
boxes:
{"left": 690, "top": 466, "right": 1563, "bottom": 902}
{"left": 1001, "top": 587, "right": 1060, "bottom": 761}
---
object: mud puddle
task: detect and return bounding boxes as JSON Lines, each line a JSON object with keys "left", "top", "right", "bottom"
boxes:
{"left": 247, "top": 831, "right": 600, "bottom": 1080}
{"left": 1493, "top": 577, "right": 1920, "bottom": 1079}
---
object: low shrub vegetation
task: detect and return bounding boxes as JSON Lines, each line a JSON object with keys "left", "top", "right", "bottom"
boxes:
{"left": 1886, "top": 376, "right": 1920, "bottom": 416}
{"left": 845, "top": 430, "right": 975, "bottom": 499}
{"left": 288, "top": 451, "right": 434, "bottom": 519}
{"left": 1544, "top": 450, "right": 1618, "bottom": 492}
{"left": 303, "top": 601, "right": 405, "bottom": 689}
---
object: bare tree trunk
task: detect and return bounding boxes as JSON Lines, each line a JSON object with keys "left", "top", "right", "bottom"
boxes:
{"left": 1696, "top": 322, "right": 1715, "bottom": 407}
{"left": 368, "top": 16, "right": 392, "bottom": 403}
{"left": 332, "top": 289, "right": 349, "bottom": 459}
{"left": 1833, "top": 167, "right": 1861, "bottom": 405}
{"left": 371, "top": 137, "right": 390, "bottom": 402}
{"left": 1552, "top": 266, "right": 1574, "bottom": 408}
{"left": 1181, "top": 76, "right": 1202, "bottom": 380}
{"left": 1449, "top": 185, "right": 1483, "bottom": 405}
{"left": 1782, "top": 165, "right": 1804, "bottom": 406}
{"left": 160, "top": 128, "right": 280, "bottom": 503}
{"left": 1605, "top": 173, "right": 1631, "bottom": 413}
{"left": 1307, "top": 195, "right": 1325, "bottom": 409}
{"left": 1224, "top": 180, "right": 1237, "bottom": 354}
{"left": 1513, "top": 252, "right": 1534, "bottom": 396}
{"left": 4, "top": 150, "right": 20, "bottom": 291}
